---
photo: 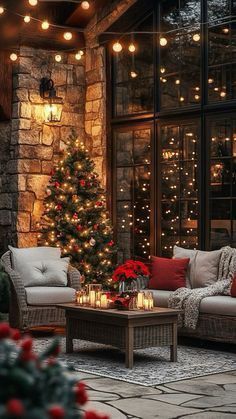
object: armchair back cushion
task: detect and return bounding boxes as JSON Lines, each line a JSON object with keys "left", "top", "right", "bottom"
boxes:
{"left": 173, "top": 246, "right": 222, "bottom": 288}
{"left": 8, "top": 246, "right": 62, "bottom": 286}
{"left": 24, "top": 258, "right": 70, "bottom": 287}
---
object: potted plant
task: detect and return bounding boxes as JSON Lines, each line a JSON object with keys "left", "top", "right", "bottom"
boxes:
{"left": 112, "top": 260, "right": 150, "bottom": 292}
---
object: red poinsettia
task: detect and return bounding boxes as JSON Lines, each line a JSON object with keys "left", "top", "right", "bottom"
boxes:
{"left": 112, "top": 259, "right": 150, "bottom": 283}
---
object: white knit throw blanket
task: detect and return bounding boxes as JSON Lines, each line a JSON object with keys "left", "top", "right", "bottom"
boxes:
{"left": 168, "top": 246, "right": 236, "bottom": 330}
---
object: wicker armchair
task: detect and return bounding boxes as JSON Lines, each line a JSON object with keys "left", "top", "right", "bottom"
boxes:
{"left": 1, "top": 251, "right": 81, "bottom": 330}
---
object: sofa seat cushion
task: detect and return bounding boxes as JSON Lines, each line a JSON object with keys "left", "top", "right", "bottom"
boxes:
{"left": 150, "top": 290, "right": 174, "bottom": 307}
{"left": 25, "top": 287, "right": 76, "bottom": 306}
{"left": 199, "top": 296, "right": 236, "bottom": 317}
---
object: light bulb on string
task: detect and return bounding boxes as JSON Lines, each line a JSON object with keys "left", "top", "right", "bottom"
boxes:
{"left": 81, "top": 1, "right": 90, "bottom": 9}
{"left": 42, "top": 20, "right": 50, "bottom": 30}
{"left": 128, "top": 43, "right": 136, "bottom": 53}
{"left": 55, "top": 54, "right": 62, "bottom": 62}
{"left": 29, "top": 0, "right": 38, "bottom": 5}
{"left": 130, "top": 70, "right": 138, "bottom": 78}
{"left": 160, "top": 36, "right": 168, "bottom": 46}
{"left": 0, "top": 6, "right": 4, "bottom": 14}
{"left": 10, "top": 53, "right": 18, "bottom": 62}
{"left": 193, "top": 33, "right": 200, "bottom": 42}
{"left": 113, "top": 41, "right": 122, "bottom": 52}
{"left": 24, "top": 15, "right": 31, "bottom": 23}
{"left": 75, "top": 52, "right": 82, "bottom": 60}
{"left": 63, "top": 32, "right": 73, "bottom": 41}
{"left": 79, "top": 50, "right": 84, "bottom": 56}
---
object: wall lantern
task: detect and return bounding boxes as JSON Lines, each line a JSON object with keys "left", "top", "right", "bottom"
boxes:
{"left": 39, "top": 77, "right": 63, "bottom": 123}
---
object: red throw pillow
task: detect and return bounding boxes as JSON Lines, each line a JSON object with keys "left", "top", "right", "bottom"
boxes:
{"left": 231, "top": 274, "right": 236, "bottom": 297}
{"left": 149, "top": 256, "right": 190, "bottom": 291}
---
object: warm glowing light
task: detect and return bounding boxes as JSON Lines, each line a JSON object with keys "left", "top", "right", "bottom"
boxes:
{"left": 208, "top": 78, "right": 214, "bottom": 84}
{"left": 44, "top": 103, "right": 63, "bottom": 123}
{"left": 0, "top": 6, "right": 4, "bottom": 14}
{"left": 113, "top": 41, "right": 122, "bottom": 52}
{"left": 24, "top": 15, "right": 31, "bottom": 23}
{"left": 160, "top": 67, "right": 166, "bottom": 74}
{"left": 130, "top": 70, "right": 138, "bottom": 78}
{"left": 79, "top": 50, "right": 84, "bottom": 56}
{"left": 175, "top": 79, "right": 180, "bottom": 85}
{"left": 10, "top": 53, "right": 18, "bottom": 62}
{"left": 220, "top": 91, "right": 226, "bottom": 98}
{"left": 42, "top": 20, "right": 50, "bottom": 30}
{"left": 81, "top": 1, "right": 90, "bottom": 10}
{"left": 29, "top": 0, "right": 38, "bottom": 5}
{"left": 63, "top": 32, "right": 73, "bottom": 41}
{"left": 179, "top": 96, "right": 184, "bottom": 102}
{"left": 193, "top": 33, "right": 200, "bottom": 42}
{"left": 194, "top": 94, "right": 200, "bottom": 100}
{"left": 128, "top": 43, "right": 136, "bottom": 53}
{"left": 75, "top": 52, "right": 82, "bottom": 60}
{"left": 55, "top": 54, "right": 62, "bottom": 62}
{"left": 222, "top": 27, "right": 229, "bottom": 34}
{"left": 160, "top": 37, "right": 168, "bottom": 46}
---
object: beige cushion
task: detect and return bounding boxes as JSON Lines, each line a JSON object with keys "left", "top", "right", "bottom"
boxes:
{"left": 25, "top": 286, "right": 76, "bottom": 305}
{"left": 173, "top": 246, "right": 222, "bottom": 288}
{"left": 24, "top": 258, "right": 70, "bottom": 287}
{"left": 200, "top": 296, "right": 236, "bottom": 317}
{"left": 9, "top": 246, "right": 61, "bottom": 285}
{"left": 150, "top": 290, "right": 173, "bottom": 307}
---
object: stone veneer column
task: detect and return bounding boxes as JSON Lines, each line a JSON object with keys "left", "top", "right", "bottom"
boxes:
{"left": 5, "top": 46, "right": 85, "bottom": 249}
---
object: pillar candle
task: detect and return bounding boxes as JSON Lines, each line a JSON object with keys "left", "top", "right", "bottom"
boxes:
{"left": 101, "top": 294, "right": 108, "bottom": 309}
{"left": 144, "top": 298, "right": 149, "bottom": 310}
{"left": 89, "top": 290, "right": 96, "bottom": 307}
{"left": 95, "top": 300, "right": 101, "bottom": 308}
{"left": 137, "top": 292, "right": 144, "bottom": 309}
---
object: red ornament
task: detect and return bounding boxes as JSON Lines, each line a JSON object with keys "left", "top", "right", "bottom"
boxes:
{"left": 48, "top": 405, "right": 65, "bottom": 419}
{"left": 10, "top": 328, "right": 21, "bottom": 341}
{"left": 95, "top": 201, "right": 103, "bottom": 207}
{"left": 80, "top": 179, "right": 86, "bottom": 187}
{"left": 73, "top": 213, "right": 78, "bottom": 219}
{"left": 108, "top": 240, "right": 114, "bottom": 247}
{"left": 76, "top": 225, "right": 83, "bottom": 231}
{"left": 0, "top": 322, "right": 10, "bottom": 339}
{"left": 93, "top": 224, "right": 99, "bottom": 230}
{"left": 54, "top": 182, "right": 60, "bottom": 188}
{"left": 21, "top": 337, "right": 33, "bottom": 352}
{"left": 7, "top": 399, "right": 25, "bottom": 417}
{"left": 74, "top": 382, "right": 88, "bottom": 405}
{"left": 56, "top": 204, "right": 62, "bottom": 211}
{"left": 20, "top": 352, "right": 37, "bottom": 362}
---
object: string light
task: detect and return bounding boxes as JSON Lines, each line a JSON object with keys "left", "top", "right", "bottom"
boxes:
{"left": 128, "top": 43, "right": 136, "bottom": 53}
{"left": 160, "top": 36, "right": 168, "bottom": 46}
{"left": 10, "top": 53, "right": 18, "bottom": 61}
{"left": 222, "top": 27, "right": 229, "bottom": 33}
{"left": 0, "top": 6, "right": 4, "bottom": 14}
{"left": 81, "top": 1, "right": 90, "bottom": 9}
{"left": 63, "top": 32, "right": 73, "bottom": 41}
{"left": 55, "top": 54, "right": 62, "bottom": 62}
{"left": 24, "top": 15, "right": 31, "bottom": 23}
{"left": 113, "top": 41, "right": 122, "bottom": 52}
{"left": 41, "top": 20, "right": 50, "bottom": 30}
{"left": 130, "top": 70, "right": 138, "bottom": 78}
{"left": 75, "top": 52, "right": 82, "bottom": 60}
{"left": 193, "top": 33, "right": 200, "bottom": 42}
{"left": 29, "top": 0, "right": 38, "bottom": 6}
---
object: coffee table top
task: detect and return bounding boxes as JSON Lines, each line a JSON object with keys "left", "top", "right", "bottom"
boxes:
{"left": 57, "top": 303, "right": 181, "bottom": 319}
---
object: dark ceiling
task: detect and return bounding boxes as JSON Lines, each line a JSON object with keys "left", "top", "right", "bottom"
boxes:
{"left": 0, "top": 0, "right": 108, "bottom": 51}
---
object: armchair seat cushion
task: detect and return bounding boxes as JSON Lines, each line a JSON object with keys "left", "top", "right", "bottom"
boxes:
{"left": 25, "top": 286, "right": 76, "bottom": 305}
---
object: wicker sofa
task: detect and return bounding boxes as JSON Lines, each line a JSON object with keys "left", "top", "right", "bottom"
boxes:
{"left": 150, "top": 290, "right": 236, "bottom": 344}
{"left": 1, "top": 251, "right": 81, "bottom": 330}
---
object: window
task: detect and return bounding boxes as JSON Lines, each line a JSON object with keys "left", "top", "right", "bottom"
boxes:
{"left": 110, "top": 0, "right": 236, "bottom": 262}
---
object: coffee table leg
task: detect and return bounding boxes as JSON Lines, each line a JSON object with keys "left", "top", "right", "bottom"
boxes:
{"left": 170, "top": 322, "right": 177, "bottom": 362}
{"left": 66, "top": 318, "right": 73, "bottom": 353}
{"left": 125, "top": 327, "right": 134, "bottom": 369}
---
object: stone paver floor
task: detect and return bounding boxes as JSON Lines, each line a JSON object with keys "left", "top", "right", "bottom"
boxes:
{"left": 76, "top": 371, "right": 236, "bottom": 419}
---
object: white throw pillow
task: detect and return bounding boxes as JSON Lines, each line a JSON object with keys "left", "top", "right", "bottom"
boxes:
{"left": 9, "top": 246, "right": 61, "bottom": 274}
{"left": 23, "top": 257, "right": 70, "bottom": 287}
{"left": 173, "top": 246, "right": 222, "bottom": 288}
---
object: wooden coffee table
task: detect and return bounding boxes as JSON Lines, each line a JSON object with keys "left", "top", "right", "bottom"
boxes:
{"left": 57, "top": 304, "right": 181, "bottom": 369}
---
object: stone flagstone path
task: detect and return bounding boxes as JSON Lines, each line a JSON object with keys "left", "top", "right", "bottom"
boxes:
{"left": 76, "top": 370, "right": 236, "bottom": 418}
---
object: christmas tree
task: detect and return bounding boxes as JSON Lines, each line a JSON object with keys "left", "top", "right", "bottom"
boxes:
{"left": 39, "top": 133, "right": 116, "bottom": 287}
{"left": 0, "top": 322, "right": 109, "bottom": 419}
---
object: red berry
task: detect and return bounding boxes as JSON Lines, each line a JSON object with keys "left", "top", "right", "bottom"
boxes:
{"left": 21, "top": 337, "right": 33, "bottom": 352}
{"left": 0, "top": 323, "right": 10, "bottom": 339}
{"left": 7, "top": 399, "right": 25, "bottom": 417}
{"left": 10, "top": 329, "right": 21, "bottom": 341}
{"left": 48, "top": 405, "right": 65, "bottom": 419}
{"left": 20, "top": 352, "right": 37, "bottom": 362}
{"left": 75, "top": 382, "right": 88, "bottom": 405}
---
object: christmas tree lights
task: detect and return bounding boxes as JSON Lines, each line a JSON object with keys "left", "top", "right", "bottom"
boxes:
{"left": 39, "top": 133, "right": 116, "bottom": 286}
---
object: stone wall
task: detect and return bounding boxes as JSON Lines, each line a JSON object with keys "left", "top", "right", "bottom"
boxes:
{"left": 0, "top": 46, "right": 85, "bottom": 251}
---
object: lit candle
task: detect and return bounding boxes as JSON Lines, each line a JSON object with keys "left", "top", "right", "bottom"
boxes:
{"left": 144, "top": 299, "right": 149, "bottom": 310}
{"left": 95, "top": 300, "right": 101, "bottom": 308}
{"left": 101, "top": 294, "right": 108, "bottom": 309}
{"left": 76, "top": 291, "right": 81, "bottom": 304}
{"left": 82, "top": 294, "right": 88, "bottom": 305}
{"left": 89, "top": 291, "right": 96, "bottom": 307}
{"left": 148, "top": 293, "right": 154, "bottom": 310}
{"left": 79, "top": 296, "right": 83, "bottom": 305}
{"left": 137, "top": 292, "right": 144, "bottom": 309}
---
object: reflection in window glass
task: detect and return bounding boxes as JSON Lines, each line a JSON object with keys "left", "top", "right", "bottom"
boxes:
{"left": 114, "top": 128, "right": 152, "bottom": 262}
{"left": 161, "top": 122, "right": 199, "bottom": 257}
{"left": 160, "top": 0, "right": 201, "bottom": 109}
{"left": 113, "top": 14, "right": 154, "bottom": 117}
{"left": 208, "top": 117, "right": 236, "bottom": 249}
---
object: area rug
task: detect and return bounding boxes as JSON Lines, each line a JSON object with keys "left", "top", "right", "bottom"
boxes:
{"left": 34, "top": 338, "right": 236, "bottom": 387}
